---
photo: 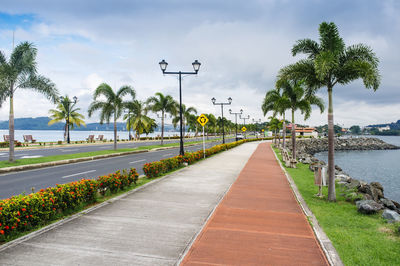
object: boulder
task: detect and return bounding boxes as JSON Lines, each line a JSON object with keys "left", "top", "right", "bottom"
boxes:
{"left": 381, "top": 198, "right": 396, "bottom": 210}
{"left": 358, "top": 183, "right": 383, "bottom": 202}
{"left": 382, "top": 209, "right": 400, "bottom": 223}
{"left": 356, "top": 200, "right": 384, "bottom": 214}
{"left": 345, "top": 179, "right": 361, "bottom": 190}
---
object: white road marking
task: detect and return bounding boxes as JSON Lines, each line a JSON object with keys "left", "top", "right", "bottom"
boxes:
{"left": 162, "top": 153, "right": 173, "bottom": 157}
{"left": 20, "top": 155, "right": 43, "bottom": 159}
{"left": 62, "top": 170, "right": 96, "bottom": 179}
{"left": 129, "top": 159, "right": 146, "bottom": 164}
{"left": 59, "top": 149, "right": 80, "bottom": 152}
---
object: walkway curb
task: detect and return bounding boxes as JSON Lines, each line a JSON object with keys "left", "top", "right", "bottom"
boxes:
{"left": 0, "top": 173, "right": 171, "bottom": 252}
{"left": 271, "top": 146, "right": 344, "bottom": 266}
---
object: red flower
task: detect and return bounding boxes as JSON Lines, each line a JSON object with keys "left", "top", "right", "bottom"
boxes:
{"left": 0, "top": 230, "right": 4, "bottom": 235}
{"left": 22, "top": 208, "right": 26, "bottom": 211}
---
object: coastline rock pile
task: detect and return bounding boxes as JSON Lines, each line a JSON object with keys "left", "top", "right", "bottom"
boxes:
{"left": 289, "top": 137, "right": 399, "bottom": 156}
{"left": 285, "top": 137, "right": 400, "bottom": 222}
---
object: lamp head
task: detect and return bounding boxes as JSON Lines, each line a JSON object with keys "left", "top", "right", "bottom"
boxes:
{"left": 228, "top": 97, "right": 232, "bottom": 104}
{"left": 73, "top": 96, "right": 78, "bottom": 103}
{"left": 159, "top": 59, "right": 168, "bottom": 72}
{"left": 192, "top": 60, "right": 201, "bottom": 72}
{"left": 229, "top": 109, "right": 232, "bottom": 113}
{"left": 240, "top": 109, "right": 243, "bottom": 114}
{"left": 211, "top": 97, "right": 216, "bottom": 104}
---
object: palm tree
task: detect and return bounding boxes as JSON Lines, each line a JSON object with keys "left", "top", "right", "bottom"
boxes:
{"left": 0, "top": 42, "right": 59, "bottom": 162}
{"left": 277, "top": 79, "right": 324, "bottom": 162}
{"left": 88, "top": 83, "right": 135, "bottom": 150}
{"left": 48, "top": 95, "right": 86, "bottom": 141}
{"left": 278, "top": 22, "right": 380, "bottom": 201}
{"left": 172, "top": 104, "right": 197, "bottom": 140}
{"left": 125, "top": 100, "right": 153, "bottom": 139}
{"left": 268, "top": 116, "right": 282, "bottom": 145}
{"left": 206, "top": 113, "right": 217, "bottom": 139}
{"left": 262, "top": 88, "right": 290, "bottom": 148}
{"left": 146, "top": 93, "right": 177, "bottom": 145}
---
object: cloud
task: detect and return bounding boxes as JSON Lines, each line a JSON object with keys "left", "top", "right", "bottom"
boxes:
{"left": 0, "top": 0, "right": 398, "bottom": 127}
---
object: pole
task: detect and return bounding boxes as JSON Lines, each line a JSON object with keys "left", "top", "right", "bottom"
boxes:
{"left": 179, "top": 72, "right": 184, "bottom": 156}
{"left": 202, "top": 125, "right": 205, "bottom": 158}
{"left": 221, "top": 105, "right": 225, "bottom": 144}
{"left": 128, "top": 111, "right": 131, "bottom": 141}
{"left": 235, "top": 114, "right": 238, "bottom": 141}
{"left": 67, "top": 102, "right": 70, "bottom": 144}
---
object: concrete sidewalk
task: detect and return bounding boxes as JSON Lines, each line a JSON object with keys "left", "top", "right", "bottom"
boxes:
{"left": 0, "top": 142, "right": 259, "bottom": 265}
{"left": 181, "top": 142, "right": 329, "bottom": 265}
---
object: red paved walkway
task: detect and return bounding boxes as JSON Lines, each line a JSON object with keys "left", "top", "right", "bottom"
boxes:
{"left": 181, "top": 142, "right": 329, "bottom": 266}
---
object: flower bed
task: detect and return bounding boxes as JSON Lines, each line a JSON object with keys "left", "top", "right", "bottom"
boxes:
{"left": 0, "top": 167, "right": 139, "bottom": 241}
{"left": 142, "top": 138, "right": 265, "bottom": 178}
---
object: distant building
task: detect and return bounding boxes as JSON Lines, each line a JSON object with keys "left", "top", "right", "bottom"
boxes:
{"left": 286, "top": 124, "right": 318, "bottom": 137}
{"left": 377, "top": 126, "right": 390, "bottom": 132}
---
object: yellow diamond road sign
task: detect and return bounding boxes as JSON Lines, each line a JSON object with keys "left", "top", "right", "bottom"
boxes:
{"left": 197, "top": 114, "right": 209, "bottom": 127}
{"left": 241, "top": 126, "right": 247, "bottom": 132}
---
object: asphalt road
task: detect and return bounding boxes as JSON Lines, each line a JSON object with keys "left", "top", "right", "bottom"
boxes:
{"left": 0, "top": 136, "right": 225, "bottom": 160}
{"left": 0, "top": 138, "right": 234, "bottom": 199}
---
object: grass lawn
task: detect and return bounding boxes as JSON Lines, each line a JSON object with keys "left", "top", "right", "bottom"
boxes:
{"left": 0, "top": 138, "right": 221, "bottom": 169}
{"left": 272, "top": 146, "right": 400, "bottom": 265}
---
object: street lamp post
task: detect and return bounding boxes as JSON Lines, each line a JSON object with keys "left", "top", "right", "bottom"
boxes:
{"left": 240, "top": 114, "right": 250, "bottom": 139}
{"left": 211, "top": 97, "right": 232, "bottom": 144}
{"left": 59, "top": 96, "right": 77, "bottom": 144}
{"left": 229, "top": 109, "right": 243, "bottom": 141}
{"left": 159, "top": 59, "right": 201, "bottom": 156}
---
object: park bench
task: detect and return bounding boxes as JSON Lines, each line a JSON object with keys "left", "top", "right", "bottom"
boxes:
{"left": 87, "top": 135, "right": 94, "bottom": 142}
{"left": 96, "top": 135, "right": 104, "bottom": 141}
{"left": 23, "top": 135, "right": 36, "bottom": 143}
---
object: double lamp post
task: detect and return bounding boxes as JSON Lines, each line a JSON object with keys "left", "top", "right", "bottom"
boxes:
{"left": 211, "top": 97, "right": 232, "bottom": 144}
{"left": 159, "top": 59, "right": 201, "bottom": 156}
{"left": 229, "top": 109, "right": 242, "bottom": 141}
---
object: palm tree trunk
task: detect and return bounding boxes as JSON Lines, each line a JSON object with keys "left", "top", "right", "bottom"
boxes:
{"left": 113, "top": 113, "right": 117, "bottom": 150}
{"left": 327, "top": 87, "right": 336, "bottom": 201}
{"left": 282, "top": 113, "right": 286, "bottom": 148}
{"left": 8, "top": 92, "right": 15, "bottom": 162}
{"left": 291, "top": 109, "right": 296, "bottom": 161}
{"left": 161, "top": 111, "right": 164, "bottom": 146}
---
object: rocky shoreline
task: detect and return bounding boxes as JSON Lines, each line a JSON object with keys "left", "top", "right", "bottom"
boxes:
{"left": 287, "top": 137, "right": 400, "bottom": 223}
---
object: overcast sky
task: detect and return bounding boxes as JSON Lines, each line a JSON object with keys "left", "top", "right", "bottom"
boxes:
{"left": 0, "top": 0, "right": 399, "bottom": 127}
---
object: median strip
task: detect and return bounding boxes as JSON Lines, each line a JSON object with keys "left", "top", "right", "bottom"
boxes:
{"left": 129, "top": 159, "right": 146, "bottom": 164}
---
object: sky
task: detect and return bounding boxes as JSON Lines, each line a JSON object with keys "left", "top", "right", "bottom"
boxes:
{"left": 0, "top": 0, "right": 399, "bottom": 127}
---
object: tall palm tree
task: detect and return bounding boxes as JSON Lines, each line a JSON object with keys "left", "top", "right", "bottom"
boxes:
{"left": 146, "top": 92, "right": 177, "bottom": 145}
{"left": 277, "top": 79, "right": 324, "bottom": 162}
{"left": 88, "top": 83, "right": 135, "bottom": 150}
{"left": 125, "top": 100, "right": 153, "bottom": 139}
{"left": 0, "top": 42, "right": 59, "bottom": 162}
{"left": 262, "top": 88, "right": 290, "bottom": 148}
{"left": 206, "top": 113, "right": 217, "bottom": 138}
{"left": 48, "top": 95, "right": 86, "bottom": 141}
{"left": 172, "top": 104, "right": 197, "bottom": 140}
{"left": 278, "top": 22, "right": 380, "bottom": 201}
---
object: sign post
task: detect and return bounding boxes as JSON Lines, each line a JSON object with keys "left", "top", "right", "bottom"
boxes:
{"left": 241, "top": 126, "right": 247, "bottom": 139}
{"left": 197, "top": 114, "right": 209, "bottom": 158}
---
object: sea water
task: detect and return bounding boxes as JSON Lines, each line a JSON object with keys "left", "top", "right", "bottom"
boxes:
{"left": 314, "top": 136, "right": 400, "bottom": 202}
{"left": 0, "top": 130, "right": 185, "bottom": 143}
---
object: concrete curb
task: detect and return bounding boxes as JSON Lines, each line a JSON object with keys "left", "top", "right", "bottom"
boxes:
{"left": 0, "top": 150, "right": 149, "bottom": 174}
{"left": 271, "top": 145, "right": 344, "bottom": 266}
{"left": 0, "top": 139, "right": 222, "bottom": 174}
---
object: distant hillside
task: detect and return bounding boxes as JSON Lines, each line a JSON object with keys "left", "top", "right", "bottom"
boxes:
{"left": 367, "top": 120, "right": 400, "bottom": 130}
{"left": 0, "top": 117, "right": 177, "bottom": 131}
